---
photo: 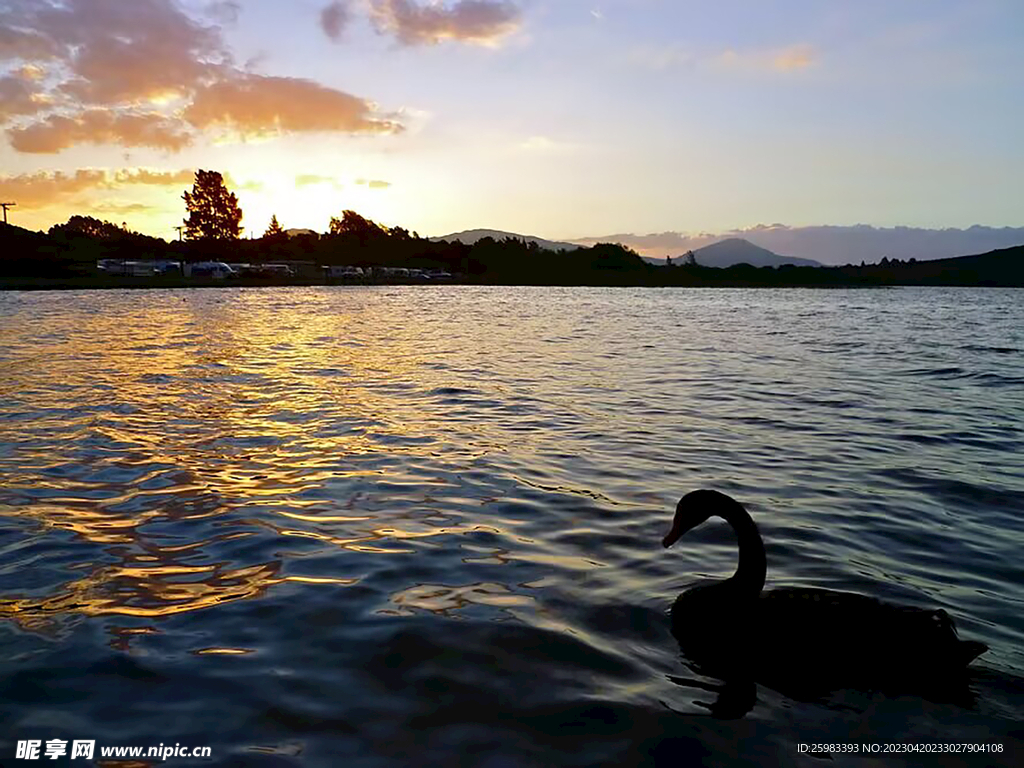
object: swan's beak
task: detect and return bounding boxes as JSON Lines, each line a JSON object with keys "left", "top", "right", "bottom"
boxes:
{"left": 662, "top": 523, "right": 684, "bottom": 548}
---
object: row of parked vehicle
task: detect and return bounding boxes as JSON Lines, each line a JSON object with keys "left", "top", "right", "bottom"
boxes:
{"left": 324, "top": 266, "right": 453, "bottom": 281}
{"left": 97, "top": 260, "right": 276, "bottom": 278}
{"left": 96, "top": 260, "right": 454, "bottom": 281}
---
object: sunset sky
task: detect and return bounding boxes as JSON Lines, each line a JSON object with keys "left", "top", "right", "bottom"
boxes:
{"left": 1, "top": 0, "right": 1021, "bottom": 243}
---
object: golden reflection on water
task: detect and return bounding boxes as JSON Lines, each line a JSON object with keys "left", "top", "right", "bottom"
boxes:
{"left": 0, "top": 561, "right": 283, "bottom": 631}
{"left": 0, "top": 289, "right": 500, "bottom": 631}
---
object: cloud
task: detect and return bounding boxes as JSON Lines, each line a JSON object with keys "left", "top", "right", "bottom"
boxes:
{"left": 714, "top": 44, "right": 817, "bottom": 73}
{"left": 296, "top": 174, "right": 328, "bottom": 186}
{"left": 632, "top": 42, "right": 816, "bottom": 74}
{"left": 368, "top": 0, "right": 521, "bottom": 46}
{"left": 184, "top": 74, "right": 402, "bottom": 137}
{"left": 10, "top": 0, "right": 228, "bottom": 106}
{"left": 0, "top": 167, "right": 198, "bottom": 209}
{"left": 0, "top": 25, "right": 59, "bottom": 60}
{"left": 7, "top": 110, "right": 193, "bottom": 153}
{"left": 205, "top": 1, "right": 241, "bottom": 25}
{"left": 15, "top": 63, "right": 46, "bottom": 80}
{"left": 356, "top": 178, "right": 391, "bottom": 188}
{"left": 111, "top": 168, "right": 196, "bottom": 186}
{"left": 0, "top": 0, "right": 402, "bottom": 152}
{"left": 0, "top": 169, "right": 108, "bottom": 208}
{"left": 296, "top": 174, "right": 341, "bottom": 187}
{"left": 772, "top": 44, "right": 816, "bottom": 72}
{"left": 320, "top": 1, "right": 352, "bottom": 42}
{"left": 90, "top": 201, "right": 157, "bottom": 214}
{"left": 0, "top": 73, "right": 51, "bottom": 121}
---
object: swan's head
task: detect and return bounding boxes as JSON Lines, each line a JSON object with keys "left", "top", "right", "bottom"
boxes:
{"left": 662, "top": 489, "right": 738, "bottom": 548}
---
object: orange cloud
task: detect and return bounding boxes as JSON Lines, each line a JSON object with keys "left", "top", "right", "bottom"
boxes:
{"left": 58, "top": 46, "right": 219, "bottom": 106}
{"left": 0, "top": 167, "right": 197, "bottom": 209}
{"left": 184, "top": 74, "right": 402, "bottom": 137}
{"left": 15, "top": 63, "right": 47, "bottom": 80}
{"left": 0, "top": 73, "right": 51, "bottom": 121}
{"left": 714, "top": 44, "right": 818, "bottom": 73}
{"left": 368, "top": 0, "right": 521, "bottom": 46}
{"left": 8, "top": 111, "right": 193, "bottom": 153}
{"left": 1, "top": 1, "right": 401, "bottom": 152}
{"left": 41, "top": 0, "right": 224, "bottom": 103}
{"left": 0, "top": 169, "right": 108, "bottom": 208}
{"left": 772, "top": 44, "right": 816, "bottom": 72}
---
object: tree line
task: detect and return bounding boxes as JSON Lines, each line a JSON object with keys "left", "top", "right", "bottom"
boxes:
{"left": 0, "top": 170, "right": 1020, "bottom": 287}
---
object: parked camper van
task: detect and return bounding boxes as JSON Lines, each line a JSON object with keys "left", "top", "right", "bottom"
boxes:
{"left": 325, "top": 265, "right": 364, "bottom": 280}
{"left": 185, "top": 261, "right": 235, "bottom": 279}
{"left": 96, "top": 259, "right": 181, "bottom": 276}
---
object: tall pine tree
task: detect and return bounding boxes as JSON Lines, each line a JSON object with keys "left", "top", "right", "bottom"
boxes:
{"left": 182, "top": 170, "right": 242, "bottom": 240}
{"left": 264, "top": 214, "right": 285, "bottom": 239}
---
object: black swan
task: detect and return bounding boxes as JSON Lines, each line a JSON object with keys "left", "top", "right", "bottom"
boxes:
{"left": 663, "top": 490, "right": 987, "bottom": 696}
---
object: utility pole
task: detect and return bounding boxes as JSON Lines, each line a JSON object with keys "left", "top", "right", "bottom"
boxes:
{"left": 174, "top": 225, "right": 184, "bottom": 241}
{"left": 0, "top": 202, "right": 15, "bottom": 224}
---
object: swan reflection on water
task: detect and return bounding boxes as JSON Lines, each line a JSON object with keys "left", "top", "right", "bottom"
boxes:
{"left": 663, "top": 490, "right": 988, "bottom": 718}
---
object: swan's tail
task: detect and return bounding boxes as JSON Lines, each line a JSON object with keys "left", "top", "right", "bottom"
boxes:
{"left": 956, "top": 640, "right": 987, "bottom": 666}
{"left": 927, "top": 609, "right": 987, "bottom": 667}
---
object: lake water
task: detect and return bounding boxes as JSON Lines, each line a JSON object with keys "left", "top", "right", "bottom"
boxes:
{"left": 0, "top": 286, "right": 1022, "bottom": 767}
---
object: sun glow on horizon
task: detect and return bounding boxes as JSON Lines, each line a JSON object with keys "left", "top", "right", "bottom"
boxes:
{"left": 0, "top": 1, "right": 1021, "bottom": 242}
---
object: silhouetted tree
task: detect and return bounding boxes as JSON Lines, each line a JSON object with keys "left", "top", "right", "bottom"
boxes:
{"left": 49, "top": 215, "right": 131, "bottom": 240}
{"left": 183, "top": 170, "right": 242, "bottom": 241}
{"left": 328, "top": 210, "right": 385, "bottom": 241}
{"left": 684, "top": 250, "right": 697, "bottom": 266}
{"left": 264, "top": 214, "right": 285, "bottom": 239}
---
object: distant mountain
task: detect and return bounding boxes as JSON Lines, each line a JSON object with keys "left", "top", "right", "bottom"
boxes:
{"left": 433, "top": 229, "right": 581, "bottom": 252}
{"left": 285, "top": 228, "right": 319, "bottom": 238}
{"left": 686, "top": 238, "right": 822, "bottom": 268}
{"left": 572, "top": 225, "right": 1024, "bottom": 265}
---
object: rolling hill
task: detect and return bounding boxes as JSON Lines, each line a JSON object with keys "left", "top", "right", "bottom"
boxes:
{"left": 686, "top": 238, "right": 822, "bottom": 268}
{"left": 433, "top": 229, "right": 581, "bottom": 252}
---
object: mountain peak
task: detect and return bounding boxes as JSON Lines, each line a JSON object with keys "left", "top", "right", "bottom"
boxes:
{"left": 433, "top": 229, "right": 580, "bottom": 252}
{"left": 689, "top": 238, "right": 821, "bottom": 268}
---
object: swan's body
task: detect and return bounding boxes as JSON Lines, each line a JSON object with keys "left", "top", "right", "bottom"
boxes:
{"left": 664, "top": 490, "right": 986, "bottom": 693}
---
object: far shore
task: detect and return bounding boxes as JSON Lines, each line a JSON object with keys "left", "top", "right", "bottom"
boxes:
{"left": 3, "top": 220, "right": 1023, "bottom": 289}
{"left": 0, "top": 276, "right": 945, "bottom": 292}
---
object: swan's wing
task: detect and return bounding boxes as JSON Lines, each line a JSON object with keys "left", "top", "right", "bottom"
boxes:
{"left": 758, "top": 587, "right": 984, "bottom": 668}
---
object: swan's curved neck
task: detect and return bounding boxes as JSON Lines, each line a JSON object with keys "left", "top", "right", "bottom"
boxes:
{"left": 719, "top": 501, "right": 766, "bottom": 597}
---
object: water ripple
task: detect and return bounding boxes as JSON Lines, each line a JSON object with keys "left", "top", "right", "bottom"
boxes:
{"left": 0, "top": 286, "right": 1022, "bottom": 765}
